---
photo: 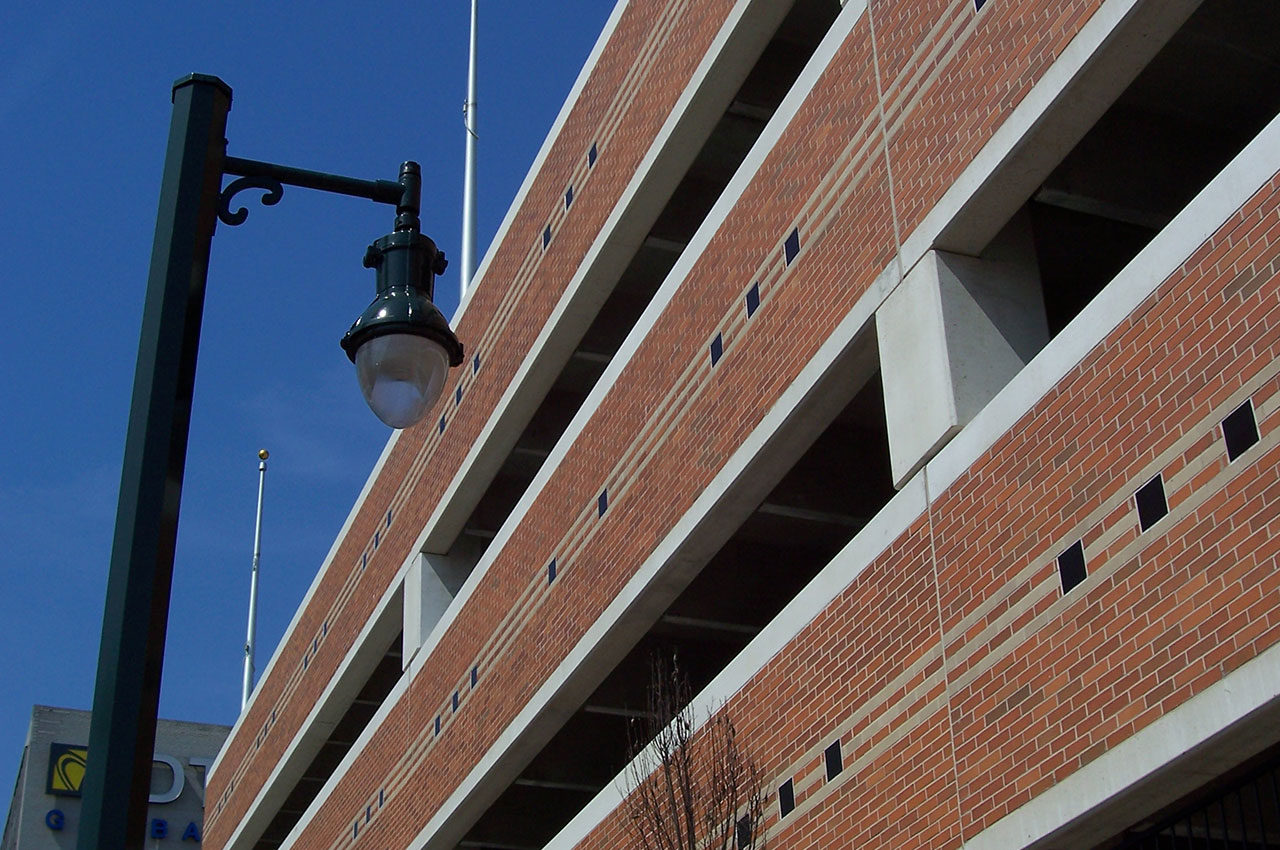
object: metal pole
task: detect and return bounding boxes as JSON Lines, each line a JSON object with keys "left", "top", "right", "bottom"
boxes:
{"left": 78, "top": 74, "right": 231, "bottom": 850}
{"left": 242, "top": 449, "right": 269, "bottom": 710}
{"left": 461, "top": 0, "right": 479, "bottom": 298}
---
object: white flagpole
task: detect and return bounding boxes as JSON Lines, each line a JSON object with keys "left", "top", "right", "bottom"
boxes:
{"left": 461, "top": 0, "right": 479, "bottom": 298}
{"left": 241, "top": 449, "right": 268, "bottom": 711}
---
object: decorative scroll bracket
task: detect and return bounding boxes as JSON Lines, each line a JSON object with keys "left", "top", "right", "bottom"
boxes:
{"left": 218, "top": 176, "right": 285, "bottom": 226}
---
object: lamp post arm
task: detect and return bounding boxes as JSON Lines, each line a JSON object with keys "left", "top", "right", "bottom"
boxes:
{"left": 219, "top": 157, "right": 424, "bottom": 235}
{"left": 223, "top": 155, "right": 404, "bottom": 205}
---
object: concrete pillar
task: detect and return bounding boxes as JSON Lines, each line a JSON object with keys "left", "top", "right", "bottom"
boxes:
{"left": 877, "top": 212, "right": 1049, "bottom": 488}
{"left": 402, "top": 535, "right": 487, "bottom": 669}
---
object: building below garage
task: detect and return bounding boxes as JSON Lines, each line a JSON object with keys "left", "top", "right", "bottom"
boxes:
{"left": 3, "top": 705, "right": 228, "bottom": 849}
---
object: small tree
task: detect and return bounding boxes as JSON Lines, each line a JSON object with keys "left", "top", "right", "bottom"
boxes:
{"left": 624, "top": 656, "right": 767, "bottom": 850}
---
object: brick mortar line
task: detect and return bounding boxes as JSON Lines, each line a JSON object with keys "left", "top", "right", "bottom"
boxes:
{"left": 866, "top": 0, "right": 904, "bottom": 281}
{"left": 1086, "top": 502, "right": 1137, "bottom": 564}
{"left": 566, "top": 41, "right": 1280, "bottom": 850}
{"left": 925, "top": 460, "right": 971, "bottom": 844}
{"left": 367, "top": 478, "right": 608, "bottom": 839}
{"left": 213, "top": 506, "right": 387, "bottom": 817}
{"left": 402, "top": 0, "right": 689, "bottom": 402}
{"left": 771, "top": 685, "right": 949, "bottom": 842}
{"left": 209, "top": 0, "right": 1036, "bottom": 816}
{"left": 594, "top": 399, "right": 1280, "bottom": 850}
{"left": 1258, "top": 380, "right": 1280, "bottom": 423}
{"left": 368, "top": 0, "right": 702, "bottom": 649}
{"left": 422, "top": 0, "right": 685, "bottom": 406}
{"left": 334, "top": 101, "right": 780, "bottom": 847}
{"left": 595, "top": 0, "right": 693, "bottom": 156}
{"left": 389, "top": 392, "right": 454, "bottom": 519}
{"left": 1166, "top": 434, "right": 1224, "bottom": 495}
{"left": 588, "top": 204, "right": 1280, "bottom": 850}
{"left": 583, "top": 101, "right": 888, "bottom": 521}
{"left": 216, "top": 508, "right": 386, "bottom": 809}
{"left": 797, "top": 652, "right": 946, "bottom": 792}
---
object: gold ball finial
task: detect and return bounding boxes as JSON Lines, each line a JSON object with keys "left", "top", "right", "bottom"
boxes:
{"left": 258, "top": 449, "right": 270, "bottom": 460}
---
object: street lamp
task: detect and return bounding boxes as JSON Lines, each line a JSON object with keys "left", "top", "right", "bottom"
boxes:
{"left": 77, "top": 74, "right": 463, "bottom": 849}
{"left": 342, "top": 210, "right": 464, "bottom": 428}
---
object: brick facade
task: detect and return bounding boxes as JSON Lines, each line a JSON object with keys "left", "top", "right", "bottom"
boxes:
{"left": 205, "top": 0, "right": 1280, "bottom": 848}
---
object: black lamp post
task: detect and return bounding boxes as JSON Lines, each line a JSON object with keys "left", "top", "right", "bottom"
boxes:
{"left": 77, "top": 74, "right": 462, "bottom": 849}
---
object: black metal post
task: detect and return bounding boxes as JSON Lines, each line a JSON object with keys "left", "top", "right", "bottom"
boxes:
{"left": 78, "top": 74, "right": 231, "bottom": 850}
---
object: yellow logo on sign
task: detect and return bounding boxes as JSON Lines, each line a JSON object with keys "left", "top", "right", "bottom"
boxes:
{"left": 47, "top": 744, "right": 88, "bottom": 796}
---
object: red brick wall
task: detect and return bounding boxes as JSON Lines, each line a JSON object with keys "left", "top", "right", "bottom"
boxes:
{"left": 207, "top": 0, "right": 1280, "bottom": 847}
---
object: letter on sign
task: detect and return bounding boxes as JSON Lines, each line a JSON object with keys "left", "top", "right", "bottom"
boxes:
{"left": 149, "top": 753, "right": 185, "bottom": 804}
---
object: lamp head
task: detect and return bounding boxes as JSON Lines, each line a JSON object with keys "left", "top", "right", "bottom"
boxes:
{"left": 342, "top": 229, "right": 464, "bottom": 429}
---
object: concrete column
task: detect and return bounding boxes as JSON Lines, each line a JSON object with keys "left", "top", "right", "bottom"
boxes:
{"left": 402, "top": 535, "right": 487, "bottom": 669}
{"left": 877, "top": 212, "right": 1049, "bottom": 488}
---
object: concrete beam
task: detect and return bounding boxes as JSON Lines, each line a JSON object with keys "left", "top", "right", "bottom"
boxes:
{"left": 642, "top": 235, "right": 687, "bottom": 253}
{"left": 570, "top": 350, "right": 613, "bottom": 364}
{"left": 404, "top": 537, "right": 488, "bottom": 669}
{"left": 726, "top": 99, "right": 773, "bottom": 121}
{"left": 755, "top": 501, "right": 862, "bottom": 527}
{"left": 1033, "top": 187, "right": 1168, "bottom": 230}
{"left": 659, "top": 614, "right": 758, "bottom": 636}
{"left": 878, "top": 212, "right": 1049, "bottom": 487}
{"left": 512, "top": 779, "right": 602, "bottom": 794}
{"left": 581, "top": 705, "right": 650, "bottom": 719}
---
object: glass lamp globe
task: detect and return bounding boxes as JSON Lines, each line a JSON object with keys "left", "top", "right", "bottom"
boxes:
{"left": 354, "top": 333, "right": 451, "bottom": 429}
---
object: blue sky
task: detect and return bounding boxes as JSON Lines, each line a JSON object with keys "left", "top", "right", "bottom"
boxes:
{"left": 0, "top": 0, "right": 615, "bottom": 800}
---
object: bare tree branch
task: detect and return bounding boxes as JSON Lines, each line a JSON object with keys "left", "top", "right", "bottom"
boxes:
{"left": 623, "top": 655, "right": 768, "bottom": 850}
